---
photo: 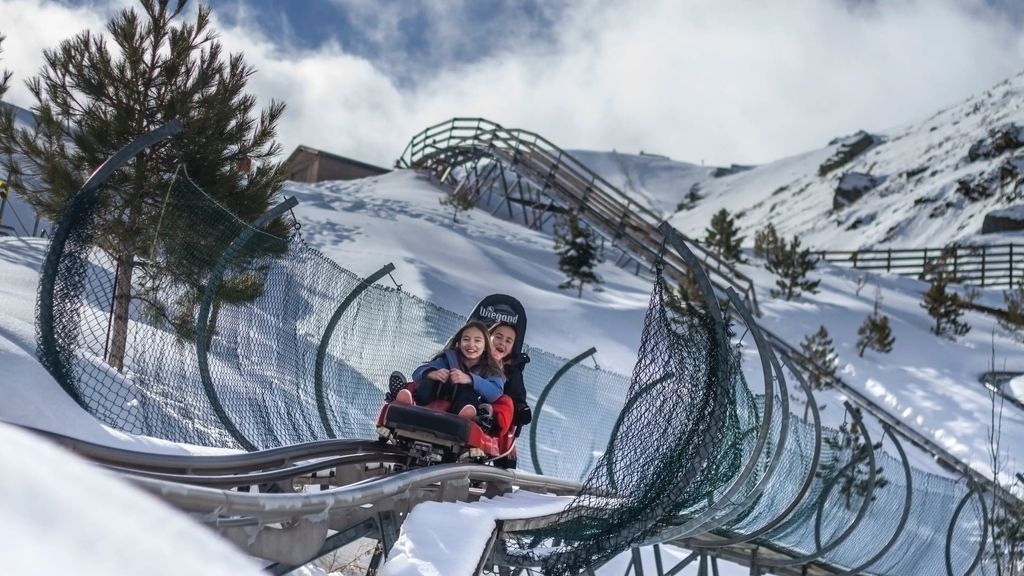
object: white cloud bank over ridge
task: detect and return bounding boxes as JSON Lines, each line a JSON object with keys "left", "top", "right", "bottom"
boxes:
{"left": 2, "top": 0, "right": 1024, "bottom": 168}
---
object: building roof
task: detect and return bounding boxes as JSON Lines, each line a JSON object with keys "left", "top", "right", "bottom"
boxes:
{"left": 284, "top": 145, "right": 390, "bottom": 175}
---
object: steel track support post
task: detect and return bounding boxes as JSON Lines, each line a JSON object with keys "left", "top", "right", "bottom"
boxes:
{"left": 366, "top": 543, "right": 384, "bottom": 576}
{"left": 654, "top": 544, "right": 665, "bottom": 576}
{"left": 631, "top": 547, "right": 645, "bottom": 576}
{"left": 377, "top": 510, "right": 399, "bottom": 558}
{"left": 266, "top": 518, "right": 376, "bottom": 575}
{"left": 663, "top": 550, "right": 699, "bottom": 576}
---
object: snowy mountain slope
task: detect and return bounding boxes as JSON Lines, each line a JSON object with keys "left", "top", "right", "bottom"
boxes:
{"left": 567, "top": 149, "right": 719, "bottom": 216}
{"left": 575, "top": 72, "right": 1024, "bottom": 251}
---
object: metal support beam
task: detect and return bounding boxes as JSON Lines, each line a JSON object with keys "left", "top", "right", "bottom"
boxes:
{"left": 529, "top": 346, "right": 597, "bottom": 474}
{"left": 196, "top": 196, "right": 298, "bottom": 451}
{"left": 314, "top": 262, "right": 397, "bottom": 438}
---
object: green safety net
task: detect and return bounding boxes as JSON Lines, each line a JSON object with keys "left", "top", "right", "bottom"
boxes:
{"left": 501, "top": 271, "right": 751, "bottom": 575}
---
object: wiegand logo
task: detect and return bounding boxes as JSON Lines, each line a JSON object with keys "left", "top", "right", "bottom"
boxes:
{"left": 479, "top": 305, "right": 519, "bottom": 325}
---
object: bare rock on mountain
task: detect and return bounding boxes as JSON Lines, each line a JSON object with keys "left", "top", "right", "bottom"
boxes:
{"left": 820, "top": 131, "right": 878, "bottom": 176}
{"left": 981, "top": 204, "right": 1024, "bottom": 234}
{"left": 834, "top": 172, "right": 885, "bottom": 210}
{"left": 967, "top": 123, "right": 1024, "bottom": 162}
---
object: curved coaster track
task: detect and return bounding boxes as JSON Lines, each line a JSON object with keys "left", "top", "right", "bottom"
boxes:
{"left": 25, "top": 121, "right": 1008, "bottom": 575}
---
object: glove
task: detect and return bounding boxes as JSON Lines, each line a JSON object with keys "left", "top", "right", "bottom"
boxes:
{"left": 515, "top": 404, "right": 532, "bottom": 426}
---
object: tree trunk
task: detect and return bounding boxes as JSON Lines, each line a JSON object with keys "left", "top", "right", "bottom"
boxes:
{"left": 577, "top": 281, "right": 583, "bottom": 298}
{"left": 106, "top": 252, "right": 136, "bottom": 372}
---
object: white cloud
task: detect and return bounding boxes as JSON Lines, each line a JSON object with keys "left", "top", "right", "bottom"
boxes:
{"left": 3, "top": 0, "right": 1024, "bottom": 169}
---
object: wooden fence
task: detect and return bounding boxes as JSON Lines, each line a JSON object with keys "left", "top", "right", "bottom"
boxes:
{"left": 816, "top": 244, "right": 1023, "bottom": 289}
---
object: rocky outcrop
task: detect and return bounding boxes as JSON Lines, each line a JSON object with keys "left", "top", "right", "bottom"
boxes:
{"left": 820, "top": 131, "right": 877, "bottom": 176}
{"left": 981, "top": 204, "right": 1024, "bottom": 234}
{"left": 834, "top": 171, "right": 885, "bottom": 210}
{"left": 967, "top": 123, "right": 1024, "bottom": 162}
{"left": 711, "top": 164, "right": 755, "bottom": 178}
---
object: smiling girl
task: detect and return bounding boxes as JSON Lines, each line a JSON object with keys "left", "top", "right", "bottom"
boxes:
{"left": 397, "top": 320, "right": 506, "bottom": 420}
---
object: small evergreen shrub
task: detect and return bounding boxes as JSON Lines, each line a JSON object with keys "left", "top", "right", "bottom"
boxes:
{"left": 704, "top": 208, "right": 745, "bottom": 263}
{"left": 857, "top": 289, "right": 895, "bottom": 357}
{"left": 767, "top": 234, "right": 821, "bottom": 300}
{"left": 800, "top": 325, "right": 837, "bottom": 390}
{"left": 753, "top": 223, "right": 781, "bottom": 259}
{"left": 439, "top": 187, "right": 477, "bottom": 223}
{"left": 554, "top": 211, "right": 603, "bottom": 298}
{"left": 921, "top": 271, "right": 971, "bottom": 339}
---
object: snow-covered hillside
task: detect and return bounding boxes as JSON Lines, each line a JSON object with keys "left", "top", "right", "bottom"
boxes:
{"left": 575, "top": 72, "right": 1024, "bottom": 251}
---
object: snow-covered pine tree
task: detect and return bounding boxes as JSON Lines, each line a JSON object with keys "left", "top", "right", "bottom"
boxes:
{"left": 800, "top": 325, "right": 837, "bottom": 390}
{"left": 921, "top": 270, "right": 970, "bottom": 339}
{"left": 439, "top": 185, "right": 477, "bottom": 223}
{"left": 554, "top": 211, "right": 602, "bottom": 298}
{"left": 857, "top": 288, "right": 895, "bottom": 357}
{"left": 0, "top": 1, "right": 288, "bottom": 371}
{"left": 767, "top": 234, "right": 820, "bottom": 300}
{"left": 704, "top": 208, "right": 744, "bottom": 263}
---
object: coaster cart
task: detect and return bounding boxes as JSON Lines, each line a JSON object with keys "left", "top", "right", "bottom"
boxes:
{"left": 375, "top": 294, "right": 529, "bottom": 468}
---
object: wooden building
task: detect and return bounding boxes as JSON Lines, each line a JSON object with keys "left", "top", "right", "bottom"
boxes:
{"left": 285, "top": 145, "right": 390, "bottom": 183}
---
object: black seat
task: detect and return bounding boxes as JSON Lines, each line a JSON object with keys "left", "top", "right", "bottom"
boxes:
{"left": 385, "top": 404, "right": 470, "bottom": 445}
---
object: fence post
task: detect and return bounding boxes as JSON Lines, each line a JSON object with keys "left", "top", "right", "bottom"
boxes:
{"left": 1010, "top": 244, "right": 1015, "bottom": 288}
{"left": 887, "top": 248, "right": 892, "bottom": 273}
{"left": 981, "top": 248, "right": 987, "bottom": 288}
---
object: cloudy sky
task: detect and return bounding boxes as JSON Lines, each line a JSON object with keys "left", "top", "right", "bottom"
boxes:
{"left": 2, "top": 0, "right": 1024, "bottom": 168}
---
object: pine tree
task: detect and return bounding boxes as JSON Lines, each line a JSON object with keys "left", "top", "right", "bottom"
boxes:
{"left": 999, "top": 281, "right": 1024, "bottom": 340}
{"left": 857, "top": 289, "right": 895, "bottom": 357}
{"left": 704, "top": 208, "right": 744, "bottom": 263}
{"left": 439, "top": 185, "right": 477, "bottom": 223}
{"left": 753, "top": 222, "right": 781, "bottom": 259}
{"left": 766, "top": 234, "right": 820, "bottom": 300}
{"left": 921, "top": 271, "right": 970, "bottom": 339}
{"left": 0, "top": 1, "right": 288, "bottom": 371}
{"left": 554, "top": 211, "right": 602, "bottom": 297}
{"left": 0, "top": 33, "right": 10, "bottom": 102}
{"left": 816, "top": 413, "right": 888, "bottom": 510}
{"left": 800, "top": 325, "right": 837, "bottom": 390}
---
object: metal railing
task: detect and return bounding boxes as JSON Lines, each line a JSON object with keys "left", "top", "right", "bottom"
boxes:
{"left": 817, "top": 244, "right": 1024, "bottom": 289}
{"left": 400, "top": 117, "right": 761, "bottom": 315}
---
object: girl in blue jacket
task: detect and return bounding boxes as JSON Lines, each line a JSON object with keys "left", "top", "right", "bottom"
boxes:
{"left": 396, "top": 320, "right": 506, "bottom": 419}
